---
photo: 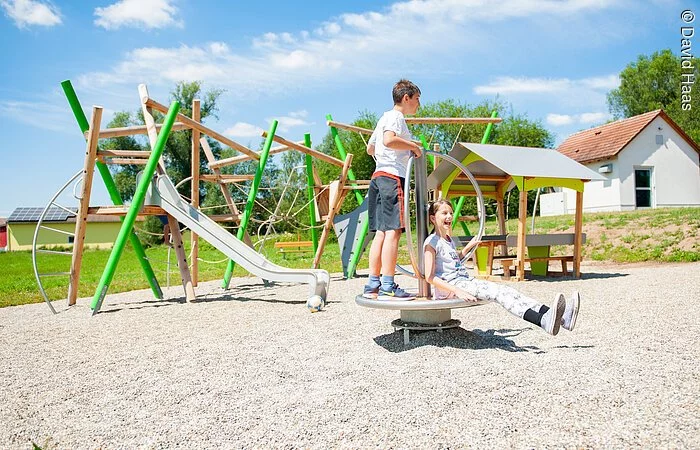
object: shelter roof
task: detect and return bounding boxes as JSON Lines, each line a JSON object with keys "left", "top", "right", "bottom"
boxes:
{"left": 428, "top": 142, "right": 604, "bottom": 193}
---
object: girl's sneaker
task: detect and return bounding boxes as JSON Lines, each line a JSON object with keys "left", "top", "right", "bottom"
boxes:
{"left": 540, "top": 293, "right": 566, "bottom": 336}
{"left": 562, "top": 291, "right": 581, "bottom": 331}
{"left": 378, "top": 283, "right": 415, "bottom": 300}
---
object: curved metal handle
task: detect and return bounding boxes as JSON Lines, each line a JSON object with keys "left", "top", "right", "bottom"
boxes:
{"left": 425, "top": 150, "right": 486, "bottom": 263}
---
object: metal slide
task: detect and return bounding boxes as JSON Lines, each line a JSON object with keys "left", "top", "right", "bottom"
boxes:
{"left": 152, "top": 173, "right": 330, "bottom": 301}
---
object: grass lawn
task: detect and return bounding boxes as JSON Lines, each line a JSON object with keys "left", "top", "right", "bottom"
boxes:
{"left": 1, "top": 207, "right": 698, "bottom": 309}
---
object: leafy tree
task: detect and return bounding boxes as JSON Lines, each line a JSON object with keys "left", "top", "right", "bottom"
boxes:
{"left": 607, "top": 49, "right": 700, "bottom": 143}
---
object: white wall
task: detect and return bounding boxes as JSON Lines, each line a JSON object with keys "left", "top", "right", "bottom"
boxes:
{"left": 558, "top": 115, "right": 700, "bottom": 213}
{"left": 617, "top": 116, "right": 700, "bottom": 209}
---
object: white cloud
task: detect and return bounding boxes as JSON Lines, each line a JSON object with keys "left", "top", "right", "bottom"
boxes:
{"left": 0, "top": 0, "right": 61, "bottom": 28}
{"left": 267, "top": 110, "right": 312, "bottom": 134}
{"left": 474, "top": 77, "right": 572, "bottom": 95}
{"left": 94, "top": 0, "right": 181, "bottom": 30}
{"left": 579, "top": 111, "right": 610, "bottom": 123}
{"left": 80, "top": 0, "right": 621, "bottom": 95}
{"left": 0, "top": 100, "right": 74, "bottom": 132}
{"left": 546, "top": 114, "right": 575, "bottom": 126}
{"left": 224, "top": 122, "right": 263, "bottom": 138}
{"left": 546, "top": 111, "right": 611, "bottom": 127}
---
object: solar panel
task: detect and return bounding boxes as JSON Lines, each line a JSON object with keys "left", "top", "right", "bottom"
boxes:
{"left": 8, "top": 207, "right": 77, "bottom": 223}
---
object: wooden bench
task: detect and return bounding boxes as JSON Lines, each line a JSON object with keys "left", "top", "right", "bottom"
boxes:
{"left": 274, "top": 241, "right": 314, "bottom": 258}
{"left": 502, "top": 233, "right": 586, "bottom": 279}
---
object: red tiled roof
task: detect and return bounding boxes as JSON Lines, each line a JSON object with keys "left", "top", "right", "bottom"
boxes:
{"left": 557, "top": 110, "right": 700, "bottom": 164}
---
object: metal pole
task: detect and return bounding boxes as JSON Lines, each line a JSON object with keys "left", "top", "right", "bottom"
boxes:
{"left": 304, "top": 134, "right": 319, "bottom": 252}
{"left": 60, "top": 80, "right": 163, "bottom": 300}
{"left": 91, "top": 101, "right": 181, "bottom": 313}
{"left": 222, "top": 120, "right": 279, "bottom": 288}
{"left": 414, "top": 151, "right": 430, "bottom": 298}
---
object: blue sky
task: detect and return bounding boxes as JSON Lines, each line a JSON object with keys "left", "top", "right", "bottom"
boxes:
{"left": 0, "top": 0, "right": 685, "bottom": 217}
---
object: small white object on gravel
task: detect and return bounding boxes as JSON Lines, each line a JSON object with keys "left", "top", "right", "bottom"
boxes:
{"left": 0, "top": 262, "right": 698, "bottom": 448}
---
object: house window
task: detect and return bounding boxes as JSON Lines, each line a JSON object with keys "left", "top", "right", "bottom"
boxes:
{"left": 635, "top": 168, "right": 652, "bottom": 208}
{"left": 655, "top": 134, "right": 664, "bottom": 145}
{"left": 68, "top": 236, "right": 75, "bottom": 244}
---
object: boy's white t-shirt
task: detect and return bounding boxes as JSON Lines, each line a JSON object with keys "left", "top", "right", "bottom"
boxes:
{"left": 368, "top": 109, "right": 413, "bottom": 178}
{"left": 423, "top": 233, "right": 471, "bottom": 299}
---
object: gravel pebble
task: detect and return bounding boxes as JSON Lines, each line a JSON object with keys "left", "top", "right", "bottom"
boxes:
{"left": 1, "top": 262, "right": 699, "bottom": 448}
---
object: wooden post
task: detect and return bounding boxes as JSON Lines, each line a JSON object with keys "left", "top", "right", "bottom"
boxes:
{"left": 574, "top": 190, "right": 584, "bottom": 278}
{"left": 139, "top": 84, "right": 195, "bottom": 302}
{"left": 312, "top": 154, "right": 353, "bottom": 268}
{"left": 191, "top": 99, "right": 200, "bottom": 286}
{"left": 516, "top": 189, "right": 528, "bottom": 281}
{"left": 67, "top": 106, "right": 102, "bottom": 306}
{"left": 200, "top": 138, "right": 254, "bottom": 248}
{"left": 496, "top": 198, "right": 507, "bottom": 256}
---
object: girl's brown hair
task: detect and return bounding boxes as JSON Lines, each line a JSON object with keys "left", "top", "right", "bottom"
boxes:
{"left": 427, "top": 199, "right": 453, "bottom": 233}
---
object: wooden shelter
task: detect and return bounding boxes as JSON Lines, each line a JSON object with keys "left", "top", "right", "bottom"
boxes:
{"left": 428, "top": 143, "right": 606, "bottom": 280}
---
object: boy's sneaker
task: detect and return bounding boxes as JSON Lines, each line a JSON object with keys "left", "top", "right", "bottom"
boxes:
{"left": 540, "top": 293, "right": 566, "bottom": 336}
{"left": 378, "top": 283, "right": 415, "bottom": 301}
{"left": 562, "top": 291, "right": 581, "bottom": 331}
{"left": 363, "top": 284, "right": 380, "bottom": 299}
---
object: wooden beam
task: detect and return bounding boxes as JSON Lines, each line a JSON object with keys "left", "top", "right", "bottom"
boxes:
{"left": 139, "top": 84, "right": 195, "bottom": 302}
{"left": 97, "top": 157, "right": 148, "bottom": 165}
{"left": 191, "top": 99, "right": 201, "bottom": 287}
{"left": 200, "top": 174, "right": 255, "bottom": 183}
{"left": 516, "top": 189, "right": 528, "bottom": 281}
{"left": 68, "top": 106, "right": 102, "bottom": 306}
{"left": 405, "top": 117, "right": 503, "bottom": 124}
{"left": 574, "top": 190, "right": 584, "bottom": 278}
{"left": 167, "top": 215, "right": 195, "bottom": 302}
{"left": 496, "top": 198, "right": 507, "bottom": 256}
{"left": 313, "top": 153, "right": 353, "bottom": 268}
{"left": 456, "top": 174, "right": 509, "bottom": 182}
{"left": 97, "top": 150, "right": 152, "bottom": 158}
{"left": 92, "top": 122, "right": 190, "bottom": 139}
{"left": 208, "top": 141, "right": 301, "bottom": 170}
{"left": 208, "top": 214, "right": 243, "bottom": 222}
{"left": 261, "top": 131, "right": 345, "bottom": 168}
{"left": 200, "top": 138, "right": 254, "bottom": 247}
{"left": 88, "top": 205, "right": 166, "bottom": 216}
{"left": 326, "top": 120, "right": 373, "bottom": 135}
{"left": 142, "top": 93, "right": 259, "bottom": 160}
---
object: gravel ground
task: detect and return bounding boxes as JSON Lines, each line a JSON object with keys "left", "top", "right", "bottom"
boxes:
{"left": 1, "top": 261, "right": 699, "bottom": 449}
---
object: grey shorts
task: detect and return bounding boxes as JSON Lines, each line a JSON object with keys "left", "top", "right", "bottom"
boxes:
{"left": 368, "top": 172, "right": 405, "bottom": 232}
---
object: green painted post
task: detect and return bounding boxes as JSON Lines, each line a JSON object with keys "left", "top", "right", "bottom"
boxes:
{"left": 304, "top": 134, "right": 319, "bottom": 252}
{"left": 60, "top": 80, "right": 163, "bottom": 300}
{"left": 222, "top": 120, "right": 279, "bottom": 288}
{"left": 451, "top": 111, "right": 499, "bottom": 237}
{"left": 91, "top": 101, "right": 181, "bottom": 313}
{"left": 327, "top": 114, "right": 368, "bottom": 278}
{"left": 325, "top": 114, "right": 364, "bottom": 205}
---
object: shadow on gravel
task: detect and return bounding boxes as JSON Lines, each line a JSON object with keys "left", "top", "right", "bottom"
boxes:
{"left": 521, "top": 271, "right": 628, "bottom": 282}
{"left": 374, "top": 327, "right": 542, "bottom": 353}
{"left": 98, "top": 298, "right": 185, "bottom": 314}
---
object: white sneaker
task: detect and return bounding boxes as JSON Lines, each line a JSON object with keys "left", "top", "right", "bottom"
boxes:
{"left": 540, "top": 293, "right": 566, "bottom": 336}
{"left": 562, "top": 291, "right": 581, "bottom": 331}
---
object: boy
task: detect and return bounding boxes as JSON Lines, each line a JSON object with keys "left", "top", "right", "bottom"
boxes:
{"left": 363, "top": 79, "right": 423, "bottom": 300}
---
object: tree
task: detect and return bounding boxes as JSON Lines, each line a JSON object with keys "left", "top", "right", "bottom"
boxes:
{"left": 607, "top": 49, "right": 700, "bottom": 143}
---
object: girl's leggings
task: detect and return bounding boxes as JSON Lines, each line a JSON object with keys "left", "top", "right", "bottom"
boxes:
{"left": 449, "top": 277, "right": 544, "bottom": 319}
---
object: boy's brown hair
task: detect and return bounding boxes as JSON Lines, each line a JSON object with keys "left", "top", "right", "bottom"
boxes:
{"left": 392, "top": 79, "right": 421, "bottom": 105}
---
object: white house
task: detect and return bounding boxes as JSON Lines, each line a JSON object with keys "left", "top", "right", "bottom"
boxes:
{"left": 541, "top": 110, "right": 700, "bottom": 215}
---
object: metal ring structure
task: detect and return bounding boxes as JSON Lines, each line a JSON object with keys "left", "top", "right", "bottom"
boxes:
{"left": 32, "top": 170, "right": 83, "bottom": 314}
{"left": 400, "top": 150, "right": 487, "bottom": 280}
{"left": 425, "top": 149, "right": 486, "bottom": 264}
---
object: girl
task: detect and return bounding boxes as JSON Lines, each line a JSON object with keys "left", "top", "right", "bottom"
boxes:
{"left": 423, "top": 200, "right": 580, "bottom": 336}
